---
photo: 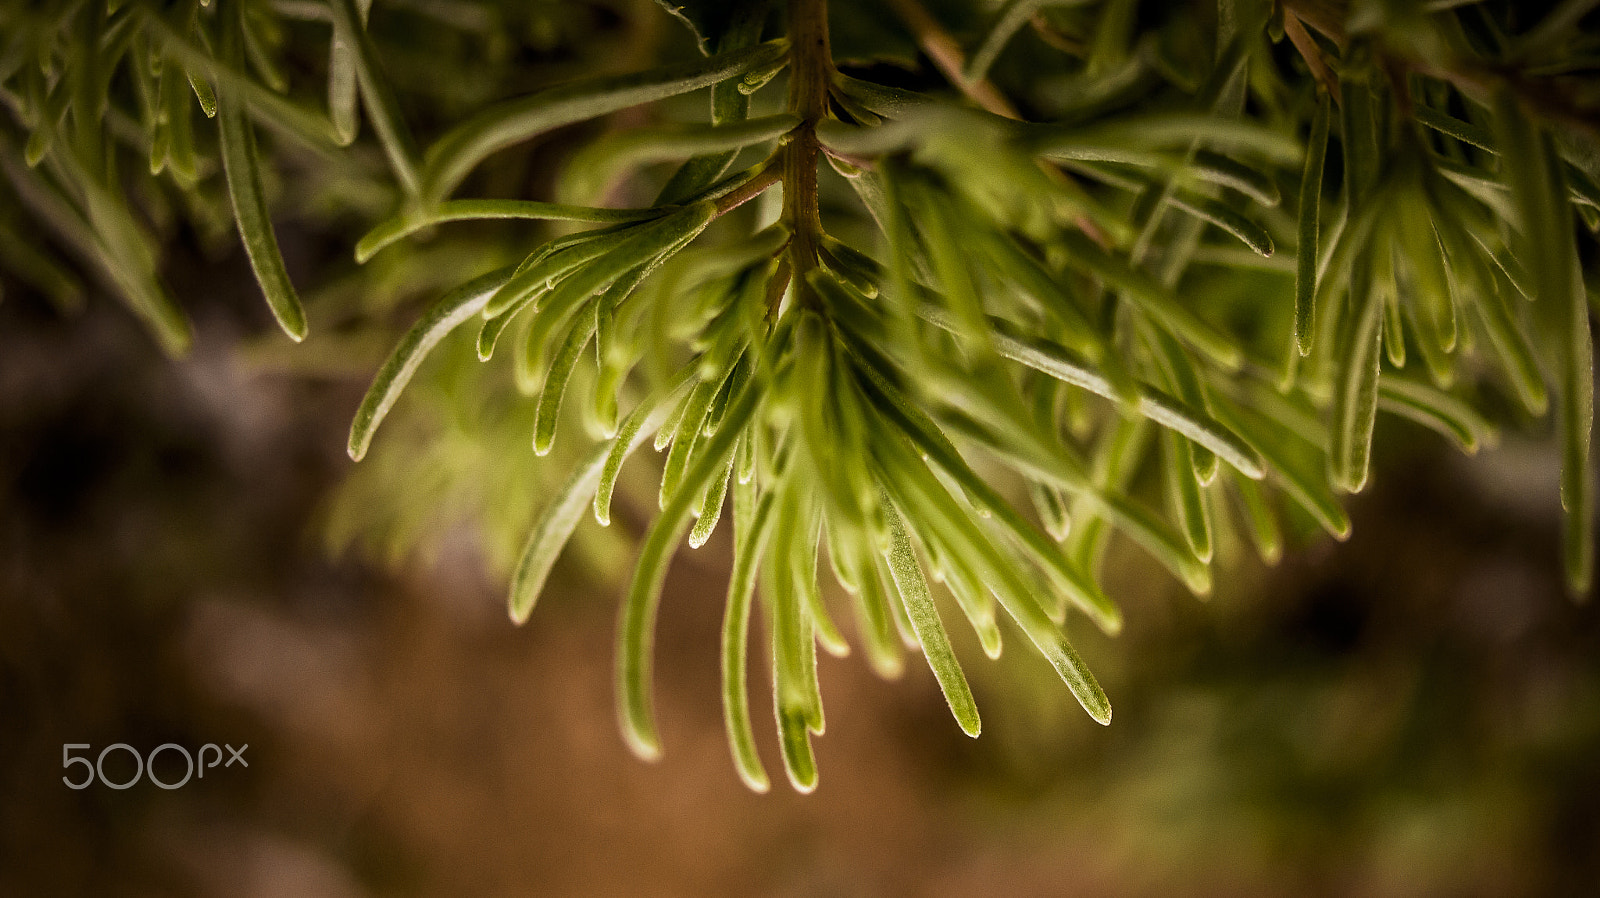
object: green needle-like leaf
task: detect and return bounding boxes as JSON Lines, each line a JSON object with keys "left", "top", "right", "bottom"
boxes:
{"left": 217, "top": 14, "right": 307, "bottom": 342}
{"left": 347, "top": 266, "right": 514, "bottom": 461}
{"left": 355, "top": 200, "right": 662, "bottom": 263}
{"left": 422, "top": 40, "right": 788, "bottom": 202}
{"left": 918, "top": 307, "right": 1264, "bottom": 479}
{"left": 1161, "top": 429, "right": 1214, "bottom": 564}
{"left": 618, "top": 371, "right": 762, "bottom": 760}
{"left": 1231, "top": 470, "right": 1282, "bottom": 565}
{"left": 876, "top": 435, "right": 1112, "bottom": 725}
{"left": 1378, "top": 378, "right": 1496, "bottom": 454}
{"left": 594, "top": 370, "right": 696, "bottom": 526}
{"left": 878, "top": 501, "right": 980, "bottom": 737}
{"left": 1191, "top": 149, "right": 1282, "bottom": 207}
{"left": 1054, "top": 230, "right": 1244, "bottom": 370}
{"left": 533, "top": 300, "right": 600, "bottom": 456}
{"left": 328, "top": 0, "right": 422, "bottom": 195}
{"left": 1328, "top": 262, "right": 1384, "bottom": 494}
{"left": 722, "top": 481, "right": 776, "bottom": 792}
{"left": 1209, "top": 393, "right": 1352, "bottom": 539}
{"left": 1168, "top": 188, "right": 1275, "bottom": 256}
{"left": 689, "top": 453, "right": 736, "bottom": 548}
{"left": 559, "top": 114, "right": 796, "bottom": 205}
{"left": 327, "top": 0, "right": 371, "bottom": 146}
{"left": 776, "top": 706, "right": 818, "bottom": 794}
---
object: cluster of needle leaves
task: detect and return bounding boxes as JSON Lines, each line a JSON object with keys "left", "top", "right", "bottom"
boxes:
{"left": 3, "top": 0, "right": 1599, "bottom": 794}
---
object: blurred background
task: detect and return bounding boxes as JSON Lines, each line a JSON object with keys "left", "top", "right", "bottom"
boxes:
{"left": 4, "top": 0, "right": 1600, "bottom": 895}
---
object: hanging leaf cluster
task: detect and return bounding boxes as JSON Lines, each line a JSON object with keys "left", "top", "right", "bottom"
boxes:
{"left": 3, "top": 0, "right": 1598, "bottom": 793}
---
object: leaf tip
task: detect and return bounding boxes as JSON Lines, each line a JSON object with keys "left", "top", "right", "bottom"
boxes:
{"left": 1098, "top": 608, "right": 1125, "bottom": 637}
{"left": 959, "top": 713, "right": 981, "bottom": 738}
{"left": 622, "top": 726, "right": 663, "bottom": 762}
{"left": 347, "top": 427, "right": 371, "bottom": 462}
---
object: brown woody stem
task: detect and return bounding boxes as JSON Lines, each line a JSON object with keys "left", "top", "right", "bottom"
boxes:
{"left": 781, "top": 0, "right": 832, "bottom": 314}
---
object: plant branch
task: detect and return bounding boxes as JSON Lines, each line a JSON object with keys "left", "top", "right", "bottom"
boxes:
{"left": 783, "top": 0, "right": 833, "bottom": 313}
{"left": 879, "top": 0, "right": 1021, "bottom": 120}
{"left": 715, "top": 159, "right": 784, "bottom": 217}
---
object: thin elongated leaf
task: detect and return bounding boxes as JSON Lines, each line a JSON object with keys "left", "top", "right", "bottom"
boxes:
{"left": 1379, "top": 240, "right": 1407, "bottom": 369}
{"left": 1065, "top": 418, "right": 1147, "bottom": 576}
{"left": 1231, "top": 470, "right": 1282, "bottom": 564}
{"left": 831, "top": 73, "right": 933, "bottom": 120}
{"left": 721, "top": 480, "right": 776, "bottom": 792}
{"left": 594, "top": 370, "right": 696, "bottom": 526}
{"left": 1053, "top": 230, "right": 1243, "bottom": 370}
{"left": 485, "top": 214, "right": 708, "bottom": 363}
{"left": 912, "top": 181, "right": 995, "bottom": 357}
{"left": 328, "top": 0, "right": 421, "bottom": 195}
{"left": 798, "top": 504, "right": 849, "bottom": 658}
{"left": 918, "top": 307, "right": 1264, "bottom": 479}
{"left": 1208, "top": 393, "right": 1352, "bottom": 539}
{"left": 846, "top": 349, "right": 1127, "bottom": 629}
{"left": 967, "top": 0, "right": 1088, "bottom": 84}
{"left": 656, "top": 0, "right": 770, "bottom": 203}
{"left": 793, "top": 308, "right": 872, "bottom": 533}
{"left": 559, "top": 113, "right": 796, "bottom": 204}
{"left": 487, "top": 227, "right": 644, "bottom": 322}
{"left": 1191, "top": 148, "right": 1281, "bottom": 206}
{"left": 159, "top": 53, "right": 200, "bottom": 182}
{"left": 1560, "top": 258, "right": 1594, "bottom": 597}
{"left": 327, "top": 0, "right": 371, "bottom": 145}
{"left": 506, "top": 439, "right": 606, "bottom": 624}
{"left": 769, "top": 493, "right": 823, "bottom": 739}
{"left": 422, "top": 40, "right": 788, "bottom": 201}
{"left": 217, "top": 15, "right": 307, "bottom": 342}
{"left": 1161, "top": 429, "right": 1213, "bottom": 563}
{"left": 1377, "top": 379, "right": 1496, "bottom": 454}
{"left": 934, "top": 384, "right": 1214, "bottom": 597}
{"left": 1296, "top": 91, "right": 1331, "bottom": 357}
{"left": 875, "top": 436, "right": 1112, "bottom": 725}
{"left": 972, "top": 228, "right": 1109, "bottom": 365}
{"left": 1341, "top": 77, "right": 1381, "bottom": 202}
{"left": 533, "top": 300, "right": 600, "bottom": 456}
{"left": 0, "top": 137, "right": 190, "bottom": 354}
{"left": 879, "top": 502, "right": 980, "bottom": 737}
{"left": 355, "top": 199, "right": 663, "bottom": 262}
{"left": 1471, "top": 271, "right": 1550, "bottom": 415}
{"left": 347, "top": 266, "right": 513, "bottom": 461}
{"left": 1492, "top": 92, "right": 1592, "bottom": 594}
{"left": 1327, "top": 279, "right": 1383, "bottom": 494}
{"left": 1140, "top": 320, "right": 1218, "bottom": 484}
{"left": 689, "top": 452, "right": 736, "bottom": 548}
{"left": 1402, "top": 202, "right": 1458, "bottom": 354}
{"left": 661, "top": 347, "right": 744, "bottom": 506}
{"left": 491, "top": 204, "right": 713, "bottom": 320}
{"left": 141, "top": 10, "right": 340, "bottom": 150}
{"left": 1028, "top": 114, "right": 1302, "bottom": 166}
{"left": 925, "top": 532, "right": 1003, "bottom": 658}
{"left": 1029, "top": 478, "right": 1071, "bottom": 541}
{"left": 239, "top": 4, "right": 288, "bottom": 92}
{"left": 775, "top": 706, "right": 817, "bottom": 794}
{"left": 1168, "top": 188, "right": 1274, "bottom": 256}
{"left": 830, "top": 520, "right": 904, "bottom": 678}
{"left": 619, "top": 373, "right": 762, "bottom": 760}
